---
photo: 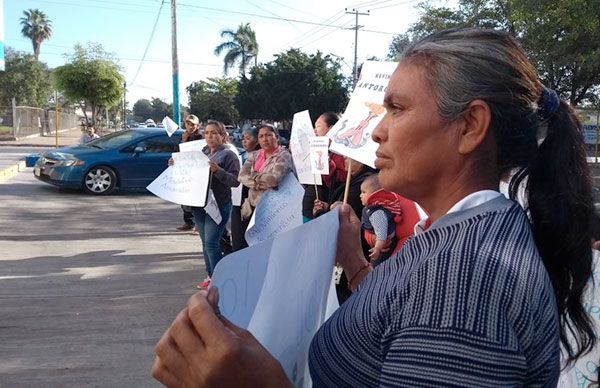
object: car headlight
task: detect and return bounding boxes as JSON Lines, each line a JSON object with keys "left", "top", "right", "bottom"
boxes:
{"left": 55, "top": 159, "right": 85, "bottom": 167}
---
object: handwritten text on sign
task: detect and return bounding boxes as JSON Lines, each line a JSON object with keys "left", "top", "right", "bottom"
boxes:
{"left": 146, "top": 150, "right": 210, "bottom": 207}
{"left": 245, "top": 173, "right": 304, "bottom": 246}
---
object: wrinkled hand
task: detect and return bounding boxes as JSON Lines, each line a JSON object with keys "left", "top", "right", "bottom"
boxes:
{"left": 209, "top": 161, "right": 219, "bottom": 173}
{"left": 331, "top": 203, "right": 368, "bottom": 272}
{"left": 168, "top": 157, "right": 174, "bottom": 167}
{"left": 313, "top": 199, "right": 330, "bottom": 217}
{"left": 152, "top": 288, "right": 291, "bottom": 388}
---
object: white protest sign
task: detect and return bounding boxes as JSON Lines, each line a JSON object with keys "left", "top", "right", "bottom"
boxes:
{"left": 204, "top": 190, "right": 222, "bottom": 224}
{"left": 328, "top": 60, "right": 398, "bottom": 168}
{"left": 244, "top": 173, "right": 304, "bottom": 246}
{"left": 290, "top": 110, "right": 322, "bottom": 185}
{"left": 162, "top": 116, "right": 179, "bottom": 137}
{"left": 558, "top": 250, "right": 600, "bottom": 387}
{"left": 309, "top": 136, "right": 330, "bottom": 175}
{"left": 146, "top": 151, "right": 210, "bottom": 207}
{"left": 178, "top": 139, "right": 206, "bottom": 152}
{"left": 211, "top": 209, "right": 341, "bottom": 387}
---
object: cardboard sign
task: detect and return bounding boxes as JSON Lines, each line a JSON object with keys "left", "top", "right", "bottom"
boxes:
{"left": 308, "top": 137, "right": 330, "bottom": 175}
{"left": 162, "top": 116, "right": 179, "bottom": 137}
{"left": 290, "top": 110, "right": 323, "bottom": 185}
{"left": 328, "top": 60, "right": 398, "bottom": 168}
{"left": 146, "top": 151, "right": 210, "bottom": 207}
{"left": 211, "top": 209, "right": 341, "bottom": 387}
{"left": 178, "top": 139, "right": 206, "bottom": 152}
{"left": 245, "top": 173, "right": 304, "bottom": 247}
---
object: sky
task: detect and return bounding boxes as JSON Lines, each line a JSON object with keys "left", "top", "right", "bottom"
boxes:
{"left": 3, "top": 0, "right": 448, "bottom": 107}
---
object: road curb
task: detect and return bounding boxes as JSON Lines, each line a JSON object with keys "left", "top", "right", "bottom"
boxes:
{"left": 0, "top": 161, "right": 27, "bottom": 183}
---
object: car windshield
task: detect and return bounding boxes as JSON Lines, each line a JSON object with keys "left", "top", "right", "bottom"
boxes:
{"left": 86, "top": 130, "right": 147, "bottom": 149}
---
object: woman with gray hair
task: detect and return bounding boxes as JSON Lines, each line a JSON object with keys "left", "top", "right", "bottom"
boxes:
{"left": 152, "top": 29, "right": 596, "bottom": 387}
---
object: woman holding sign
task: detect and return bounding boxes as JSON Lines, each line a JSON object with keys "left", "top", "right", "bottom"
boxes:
{"left": 152, "top": 29, "right": 597, "bottom": 386}
{"left": 238, "top": 124, "right": 294, "bottom": 221}
{"left": 191, "top": 120, "right": 240, "bottom": 290}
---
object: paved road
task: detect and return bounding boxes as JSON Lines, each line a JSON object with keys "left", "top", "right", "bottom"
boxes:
{"left": 0, "top": 169, "right": 205, "bottom": 387}
{"left": 0, "top": 146, "right": 51, "bottom": 170}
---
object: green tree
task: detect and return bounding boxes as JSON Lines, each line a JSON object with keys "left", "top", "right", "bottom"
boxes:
{"left": 53, "top": 43, "right": 125, "bottom": 125}
{"left": 513, "top": 0, "right": 600, "bottom": 105}
{"left": 236, "top": 49, "right": 349, "bottom": 121}
{"left": 214, "top": 23, "right": 259, "bottom": 78}
{"left": 150, "top": 97, "right": 170, "bottom": 122}
{"left": 387, "top": 0, "right": 600, "bottom": 106}
{"left": 132, "top": 98, "right": 153, "bottom": 122}
{"left": 0, "top": 48, "right": 52, "bottom": 107}
{"left": 187, "top": 77, "right": 239, "bottom": 125}
{"left": 19, "top": 8, "right": 53, "bottom": 61}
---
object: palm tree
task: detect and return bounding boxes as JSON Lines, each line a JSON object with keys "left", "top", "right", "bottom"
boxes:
{"left": 19, "top": 9, "right": 53, "bottom": 61}
{"left": 214, "top": 23, "right": 258, "bottom": 78}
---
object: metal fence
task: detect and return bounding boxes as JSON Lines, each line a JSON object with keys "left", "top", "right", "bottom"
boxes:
{"left": 0, "top": 102, "right": 80, "bottom": 139}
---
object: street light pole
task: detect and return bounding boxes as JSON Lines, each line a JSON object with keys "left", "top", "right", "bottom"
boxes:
{"left": 171, "top": 0, "right": 180, "bottom": 125}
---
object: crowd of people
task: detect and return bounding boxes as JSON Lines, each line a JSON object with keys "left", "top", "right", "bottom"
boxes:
{"left": 152, "top": 28, "right": 600, "bottom": 387}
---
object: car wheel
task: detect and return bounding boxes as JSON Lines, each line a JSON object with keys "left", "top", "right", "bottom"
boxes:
{"left": 83, "top": 166, "right": 117, "bottom": 194}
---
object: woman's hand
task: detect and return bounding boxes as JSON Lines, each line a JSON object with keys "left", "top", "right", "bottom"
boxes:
{"left": 331, "top": 203, "right": 369, "bottom": 279}
{"left": 167, "top": 157, "right": 174, "bottom": 166}
{"left": 209, "top": 161, "right": 219, "bottom": 173}
{"left": 313, "top": 199, "right": 330, "bottom": 216}
{"left": 152, "top": 288, "right": 292, "bottom": 388}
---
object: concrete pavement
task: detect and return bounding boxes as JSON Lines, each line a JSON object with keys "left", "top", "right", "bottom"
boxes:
{"left": 0, "top": 168, "right": 204, "bottom": 386}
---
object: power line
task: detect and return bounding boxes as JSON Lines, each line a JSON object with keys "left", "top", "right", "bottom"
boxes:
{"left": 7, "top": 39, "right": 222, "bottom": 66}
{"left": 245, "top": 0, "right": 300, "bottom": 31}
{"left": 369, "top": 0, "right": 420, "bottom": 11}
{"left": 33, "top": 0, "right": 400, "bottom": 36}
{"left": 297, "top": 20, "right": 354, "bottom": 50}
{"left": 283, "top": 12, "right": 347, "bottom": 50}
{"left": 130, "top": 0, "right": 166, "bottom": 86}
{"left": 265, "top": 0, "right": 320, "bottom": 19}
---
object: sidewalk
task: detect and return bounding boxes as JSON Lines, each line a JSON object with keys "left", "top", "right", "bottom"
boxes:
{"left": 0, "top": 127, "right": 83, "bottom": 148}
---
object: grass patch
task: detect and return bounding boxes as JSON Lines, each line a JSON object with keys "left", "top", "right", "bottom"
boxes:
{"left": 0, "top": 125, "right": 12, "bottom": 134}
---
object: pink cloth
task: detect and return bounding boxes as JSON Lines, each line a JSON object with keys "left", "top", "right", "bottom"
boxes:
{"left": 253, "top": 146, "right": 281, "bottom": 172}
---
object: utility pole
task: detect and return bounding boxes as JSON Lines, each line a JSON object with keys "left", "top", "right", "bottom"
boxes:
{"left": 122, "top": 81, "right": 126, "bottom": 130}
{"left": 345, "top": 8, "right": 369, "bottom": 87}
{"left": 171, "top": 0, "right": 180, "bottom": 125}
{"left": 54, "top": 91, "right": 59, "bottom": 147}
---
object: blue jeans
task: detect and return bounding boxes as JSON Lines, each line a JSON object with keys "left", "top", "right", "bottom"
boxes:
{"left": 192, "top": 201, "right": 232, "bottom": 277}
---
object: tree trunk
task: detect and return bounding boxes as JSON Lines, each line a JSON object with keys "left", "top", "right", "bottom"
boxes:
{"left": 33, "top": 40, "right": 41, "bottom": 61}
{"left": 91, "top": 103, "right": 97, "bottom": 127}
{"left": 80, "top": 102, "right": 89, "bottom": 127}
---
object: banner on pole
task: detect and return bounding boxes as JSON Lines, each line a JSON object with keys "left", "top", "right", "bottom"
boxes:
{"left": 328, "top": 60, "right": 398, "bottom": 168}
{"left": 290, "top": 110, "right": 322, "bottom": 185}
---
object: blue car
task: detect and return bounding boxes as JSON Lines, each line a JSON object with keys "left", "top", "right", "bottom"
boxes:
{"left": 33, "top": 128, "right": 183, "bottom": 194}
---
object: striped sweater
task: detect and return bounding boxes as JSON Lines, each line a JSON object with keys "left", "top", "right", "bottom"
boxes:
{"left": 308, "top": 196, "right": 559, "bottom": 387}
